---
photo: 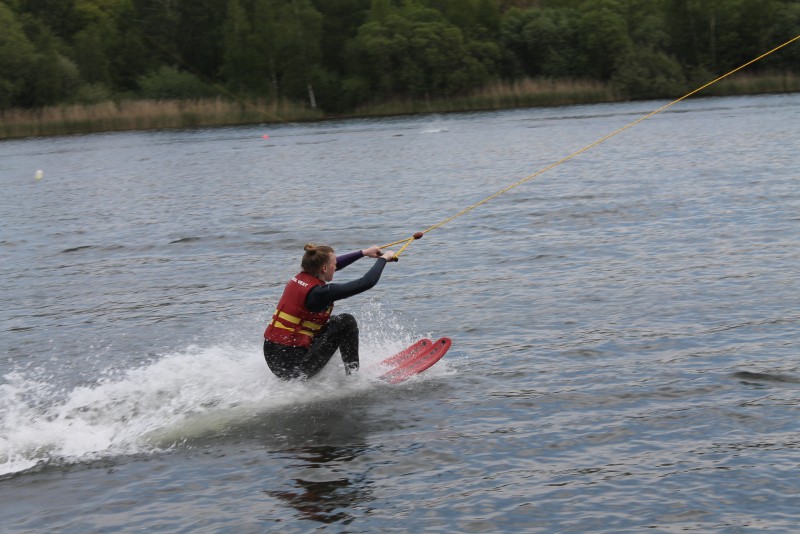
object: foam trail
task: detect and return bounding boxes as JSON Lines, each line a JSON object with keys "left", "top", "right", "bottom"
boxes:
{"left": 0, "top": 325, "right": 453, "bottom": 476}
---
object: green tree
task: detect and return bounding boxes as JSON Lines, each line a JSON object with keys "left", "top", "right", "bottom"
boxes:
{"left": 222, "top": 0, "right": 323, "bottom": 105}
{"left": 0, "top": 3, "right": 38, "bottom": 108}
{"left": 578, "top": 0, "right": 633, "bottom": 80}
{"left": 3, "top": 0, "right": 799, "bottom": 113}
{"left": 663, "top": 0, "right": 740, "bottom": 72}
{"left": 221, "top": 0, "right": 258, "bottom": 94}
{"left": 623, "top": 0, "right": 672, "bottom": 50}
{"left": 107, "top": 1, "right": 153, "bottom": 91}
{"left": 13, "top": 9, "right": 82, "bottom": 107}
{"left": 137, "top": 65, "right": 215, "bottom": 99}
{"left": 611, "top": 48, "right": 687, "bottom": 99}
{"left": 131, "top": 0, "right": 179, "bottom": 69}
{"left": 314, "top": 0, "right": 370, "bottom": 74}
{"left": 427, "top": 0, "right": 502, "bottom": 37}
{"left": 765, "top": 1, "right": 800, "bottom": 71}
{"left": 71, "top": 1, "right": 116, "bottom": 87}
{"left": 18, "top": 0, "right": 81, "bottom": 39}
{"left": 311, "top": 0, "right": 371, "bottom": 111}
{"left": 349, "top": 0, "right": 499, "bottom": 101}
{"left": 176, "top": 0, "right": 227, "bottom": 81}
{"left": 731, "top": 0, "right": 789, "bottom": 69}
{"left": 29, "top": 49, "right": 81, "bottom": 106}
{"left": 500, "top": 6, "right": 585, "bottom": 78}
{"left": 276, "top": 0, "right": 324, "bottom": 105}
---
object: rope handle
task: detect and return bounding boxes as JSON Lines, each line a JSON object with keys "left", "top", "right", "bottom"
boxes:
{"left": 380, "top": 232, "right": 424, "bottom": 261}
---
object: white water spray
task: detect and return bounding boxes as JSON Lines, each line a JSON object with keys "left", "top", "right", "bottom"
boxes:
{"left": 0, "top": 313, "right": 451, "bottom": 477}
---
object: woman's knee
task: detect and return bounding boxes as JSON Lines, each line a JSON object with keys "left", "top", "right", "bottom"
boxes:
{"left": 332, "top": 313, "right": 358, "bottom": 331}
{"left": 340, "top": 313, "right": 357, "bottom": 329}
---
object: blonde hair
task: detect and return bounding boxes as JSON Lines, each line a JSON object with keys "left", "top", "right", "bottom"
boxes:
{"left": 301, "top": 243, "right": 334, "bottom": 275}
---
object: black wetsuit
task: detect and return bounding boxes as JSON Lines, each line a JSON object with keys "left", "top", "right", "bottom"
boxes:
{"left": 263, "top": 251, "right": 388, "bottom": 379}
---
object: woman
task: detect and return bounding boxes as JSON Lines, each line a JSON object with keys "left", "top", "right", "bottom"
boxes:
{"left": 263, "top": 243, "right": 395, "bottom": 379}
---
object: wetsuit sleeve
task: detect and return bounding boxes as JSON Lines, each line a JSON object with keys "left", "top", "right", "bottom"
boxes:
{"left": 305, "top": 258, "right": 387, "bottom": 312}
{"left": 335, "top": 250, "right": 364, "bottom": 271}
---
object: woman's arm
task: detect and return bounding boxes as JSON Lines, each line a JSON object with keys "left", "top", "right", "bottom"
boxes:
{"left": 335, "top": 250, "right": 363, "bottom": 271}
{"left": 335, "top": 246, "right": 382, "bottom": 271}
{"left": 307, "top": 251, "right": 393, "bottom": 311}
{"left": 307, "top": 259, "right": 387, "bottom": 311}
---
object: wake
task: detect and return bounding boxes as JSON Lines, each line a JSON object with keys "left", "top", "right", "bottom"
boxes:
{"left": 0, "top": 330, "right": 451, "bottom": 477}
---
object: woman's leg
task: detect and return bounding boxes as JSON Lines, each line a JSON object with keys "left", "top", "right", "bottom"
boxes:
{"left": 301, "top": 313, "right": 359, "bottom": 378}
{"left": 263, "top": 340, "right": 307, "bottom": 380}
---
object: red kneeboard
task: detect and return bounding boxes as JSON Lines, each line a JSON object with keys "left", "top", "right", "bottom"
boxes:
{"left": 378, "top": 337, "right": 451, "bottom": 384}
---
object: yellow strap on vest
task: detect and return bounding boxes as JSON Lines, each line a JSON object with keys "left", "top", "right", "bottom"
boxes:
{"left": 275, "top": 310, "right": 323, "bottom": 330}
{"left": 271, "top": 309, "right": 324, "bottom": 338}
{"left": 271, "top": 321, "right": 316, "bottom": 338}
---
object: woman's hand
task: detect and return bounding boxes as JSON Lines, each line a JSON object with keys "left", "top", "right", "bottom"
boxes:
{"left": 362, "top": 245, "right": 382, "bottom": 258}
{"left": 363, "top": 245, "right": 395, "bottom": 261}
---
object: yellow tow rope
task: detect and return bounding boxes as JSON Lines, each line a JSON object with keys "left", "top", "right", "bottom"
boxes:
{"left": 381, "top": 34, "right": 800, "bottom": 259}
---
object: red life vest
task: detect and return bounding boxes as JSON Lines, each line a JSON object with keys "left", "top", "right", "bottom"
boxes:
{"left": 264, "top": 272, "right": 333, "bottom": 348}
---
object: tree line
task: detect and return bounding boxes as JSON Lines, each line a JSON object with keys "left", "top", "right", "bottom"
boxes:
{"left": 1, "top": 0, "right": 799, "bottom": 113}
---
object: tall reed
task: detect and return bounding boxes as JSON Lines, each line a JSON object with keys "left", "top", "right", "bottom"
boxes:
{"left": 0, "top": 98, "right": 322, "bottom": 139}
{"left": 707, "top": 71, "right": 800, "bottom": 96}
{"left": 350, "top": 79, "right": 616, "bottom": 117}
{"left": 1, "top": 73, "right": 796, "bottom": 139}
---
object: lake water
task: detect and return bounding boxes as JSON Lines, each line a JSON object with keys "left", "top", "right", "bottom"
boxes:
{"left": 1, "top": 93, "right": 799, "bottom": 532}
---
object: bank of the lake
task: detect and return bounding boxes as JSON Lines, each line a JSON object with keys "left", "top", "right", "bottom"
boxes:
{"left": 1, "top": 72, "right": 798, "bottom": 140}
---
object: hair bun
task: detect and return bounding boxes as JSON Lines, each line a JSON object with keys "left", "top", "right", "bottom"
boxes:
{"left": 300, "top": 243, "right": 334, "bottom": 274}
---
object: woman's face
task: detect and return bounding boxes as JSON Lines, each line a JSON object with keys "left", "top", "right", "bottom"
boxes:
{"left": 320, "top": 252, "right": 336, "bottom": 282}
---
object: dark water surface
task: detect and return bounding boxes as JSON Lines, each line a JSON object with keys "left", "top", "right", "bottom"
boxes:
{"left": 1, "top": 94, "right": 799, "bottom": 532}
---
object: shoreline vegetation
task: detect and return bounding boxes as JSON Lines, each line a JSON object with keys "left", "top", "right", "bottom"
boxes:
{"left": 2, "top": 72, "right": 798, "bottom": 140}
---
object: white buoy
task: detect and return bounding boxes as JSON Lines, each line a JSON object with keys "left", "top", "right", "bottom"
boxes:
{"left": 35, "top": 170, "right": 43, "bottom": 180}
